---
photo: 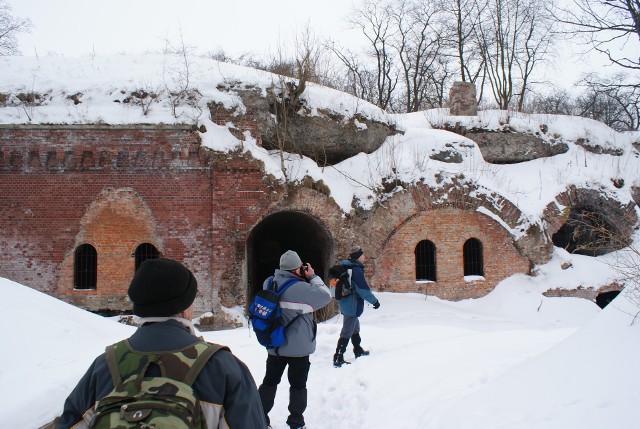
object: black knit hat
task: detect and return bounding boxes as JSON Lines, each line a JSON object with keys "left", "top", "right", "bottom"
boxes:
{"left": 349, "top": 246, "right": 364, "bottom": 260}
{"left": 128, "top": 258, "right": 198, "bottom": 317}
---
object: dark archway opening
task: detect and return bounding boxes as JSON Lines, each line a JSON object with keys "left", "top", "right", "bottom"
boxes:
{"left": 551, "top": 208, "right": 625, "bottom": 256}
{"left": 595, "top": 290, "right": 620, "bottom": 309}
{"left": 247, "top": 211, "right": 334, "bottom": 303}
{"left": 74, "top": 243, "right": 97, "bottom": 290}
{"left": 134, "top": 242, "right": 160, "bottom": 271}
{"left": 463, "top": 238, "right": 484, "bottom": 276}
{"left": 415, "top": 240, "right": 436, "bottom": 281}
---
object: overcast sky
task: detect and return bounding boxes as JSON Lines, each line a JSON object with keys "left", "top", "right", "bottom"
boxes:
{"left": 8, "top": 0, "right": 357, "bottom": 58}
{"left": 6, "top": 0, "right": 629, "bottom": 91}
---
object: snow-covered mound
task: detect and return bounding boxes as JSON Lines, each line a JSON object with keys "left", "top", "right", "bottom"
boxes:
{"left": 1, "top": 54, "right": 638, "bottom": 219}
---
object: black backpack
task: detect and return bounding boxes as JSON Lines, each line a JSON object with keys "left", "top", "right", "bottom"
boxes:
{"left": 328, "top": 264, "right": 353, "bottom": 300}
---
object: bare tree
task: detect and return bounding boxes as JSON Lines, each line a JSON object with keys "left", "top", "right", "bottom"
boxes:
{"left": 391, "top": 0, "right": 451, "bottom": 111}
{"left": 474, "top": 0, "right": 556, "bottom": 111}
{"left": 335, "top": 0, "right": 459, "bottom": 112}
{"left": 263, "top": 25, "right": 331, "bottom": 179}
{"left": 162, "top": 30, "right": 205, "bottom": 120}
{"left": 555, "top": 0, "right": 640, "bottom": 72}
{"left": 576, "top": 73, "right": 640, "bottom": 131}
{"left": 347, "top": 0, "right": 398, "bottom": 110}
{"left": 0, "top": 0, "right": 32, "bottom": 55}
{"left": 444, "top": 0, "right": 488, "bottom": 102}
{"left": 326, "top": 42, "right": 380, "bottom": 104}
{"left": 612, "top": 242, "right": 640, "bottom": 322}
{"left": 522, "top": 86, "right": 577, "bottom": 115}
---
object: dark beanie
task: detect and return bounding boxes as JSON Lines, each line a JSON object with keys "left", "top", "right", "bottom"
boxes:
{"left": 349, "top": 246, "right": 364, "bottom": 260}
{"left": 128, "top": 258, "right": 198, "bottom": 317}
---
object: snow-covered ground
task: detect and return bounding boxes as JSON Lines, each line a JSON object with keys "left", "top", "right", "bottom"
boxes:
{"left": 1, "top": 245, "right": 638, "bottom": 429}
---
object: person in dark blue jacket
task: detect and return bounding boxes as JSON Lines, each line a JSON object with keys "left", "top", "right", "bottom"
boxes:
{"left": 333, "top": 246, "right": 380, "bottom": 367}
{"left": 56, "top": 258, "right": 267, "bottom": 429}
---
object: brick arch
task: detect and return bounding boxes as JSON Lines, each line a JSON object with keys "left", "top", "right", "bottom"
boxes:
{"left": 239, "top": 186, "right": 345, "bottom": 307}
{"left": 245, "top": 209, "right": 336, "bottom": 323}
{"left": 542, "top": 186, "right": 638, "bottom": 256}
{"left": 371, "top": 183, "right": 531, "bottom": 258}
{"left": 58, "top": 187, "right": 161, "bottom": 312}
{"left": 372, "top": 207, "right": 529, "bottom": 300}
{"left": 365, "top": 183, "right": 530, "bottom": 300}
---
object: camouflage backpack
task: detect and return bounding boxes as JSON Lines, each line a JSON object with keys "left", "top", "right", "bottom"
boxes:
{"left": 89, "top": 339, "right": 227, "bottom": 429}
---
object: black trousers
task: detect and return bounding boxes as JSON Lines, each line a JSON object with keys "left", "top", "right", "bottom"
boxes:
{"left": 258, "top": 354, "right": 311, "bottom": 428}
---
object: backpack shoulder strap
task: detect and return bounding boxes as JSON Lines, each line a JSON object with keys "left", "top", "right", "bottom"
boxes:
{"left": 183, "top": 342, "right": 229, "bottom": 385}
{"left": 265, "top": 275, "right": 275, "bottom": 291}
{"left": 104, "top": 340, "right": 126, "bottom": 387}
{"left": 275, "top": 277, "right": 299, "bottom": 296}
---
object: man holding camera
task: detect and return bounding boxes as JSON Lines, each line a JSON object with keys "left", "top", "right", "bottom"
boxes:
{"left": 258, "top": 250, "right": 331, "bottom": 429}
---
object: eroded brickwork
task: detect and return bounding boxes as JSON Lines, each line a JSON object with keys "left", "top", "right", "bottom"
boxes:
{"left": 371, "top": 208, "right": 530, "bottom": 300}
{"left": 1, "top": 124, "right": 536, "bottom": 317}
{"left": 0, "top": 125, "right": 216, "bottom": 312}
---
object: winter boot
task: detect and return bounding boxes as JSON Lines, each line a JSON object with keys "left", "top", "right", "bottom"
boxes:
{"left": 351, "top": 332, "right": 370, "bottom": 358}
{"left": 333, "top": 337, "right": 350, "bottom": 367}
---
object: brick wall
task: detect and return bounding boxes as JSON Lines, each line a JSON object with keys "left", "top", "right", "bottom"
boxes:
{"left": 0, "top": 124, "right": 536, "bottom": 317}
{"left": 371, "top": 208, "right": 530, "bottom": 300}
{"left": 0, "top": 125, "right": 217, "bottom": 312}
{"left": 209, "top": 156, "right": 274, "bottom": 307}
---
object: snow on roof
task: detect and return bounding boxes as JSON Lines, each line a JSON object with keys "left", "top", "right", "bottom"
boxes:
{"left": 1, "top": 53, "right": 638, "bottom": 228}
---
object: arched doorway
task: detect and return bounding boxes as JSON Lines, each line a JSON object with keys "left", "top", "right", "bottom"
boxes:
{"left": 595, "top": 290, "right": 620, "bottom": 309}
{"left": 551, "top": 207, "right": 624, "bottom": 256}
{"left": 246, "top": 211, "right": 334, "bottom": 302}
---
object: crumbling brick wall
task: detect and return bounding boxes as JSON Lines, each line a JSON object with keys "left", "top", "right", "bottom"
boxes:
{"left": 370, "top": 207, "right": 530, "bottom": 300}
{"left": 0, "top": 124, "right": 535, "bottom": 316}
{"left": 0, "top": 125, "right": 217, "bottom": 313}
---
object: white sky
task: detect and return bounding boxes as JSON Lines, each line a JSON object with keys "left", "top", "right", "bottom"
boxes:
{"left": 5, "top": 0, "right": 629, "bottom": 90}
{"left": 8, "top": 0, "right": 358, "bottom": 58}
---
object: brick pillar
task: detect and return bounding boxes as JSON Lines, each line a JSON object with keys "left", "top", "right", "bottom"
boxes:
{"left": 449, "top": 81, "right": 477, "bottom": 116}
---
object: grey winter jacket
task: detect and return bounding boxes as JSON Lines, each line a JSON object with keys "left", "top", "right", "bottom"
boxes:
{"left": 264, "top": 269, "right": 332, "bottom": 357}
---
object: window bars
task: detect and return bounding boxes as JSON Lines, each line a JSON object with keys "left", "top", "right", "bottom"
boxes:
{"left": 415, "top": 240, "right": 436, "bottom": 281}
{"left": 463, "top": 238, "right": 484, "bottom": 276}
{"left": 74, "top": 244, "right": 97, "bottom": 289}
{"left": 134, "top": 243, "right": 160, "bottom": 271}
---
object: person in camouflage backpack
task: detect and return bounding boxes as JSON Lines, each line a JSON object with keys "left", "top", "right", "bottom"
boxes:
{"left": 56, "top": 258, "right": 267, "bottom": 429}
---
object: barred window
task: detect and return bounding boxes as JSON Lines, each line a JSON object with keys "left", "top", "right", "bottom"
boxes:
{"left": 415, "top": 240, "right": 436, "bottom": 281}
{"left": 463, "top": 238, "right": 484, "bottom": 276}
{"left": 134, "top": 243, "right": 160, "bottom": 271}
{"left": 74, "top": 244, "right": 97, "bottom": 289}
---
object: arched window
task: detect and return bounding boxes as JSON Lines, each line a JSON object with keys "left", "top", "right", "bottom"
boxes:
{"left": 74, "top": 244, "right": 97, "bottom": 289}
{"left": 134, "top": 243, "right": 160, "bottom": 271}
{"left": 463, "top": 238, "right": 484, "bottom": 276}
{"left": 415, "top": 240, "right": 436, "bottom": 281}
